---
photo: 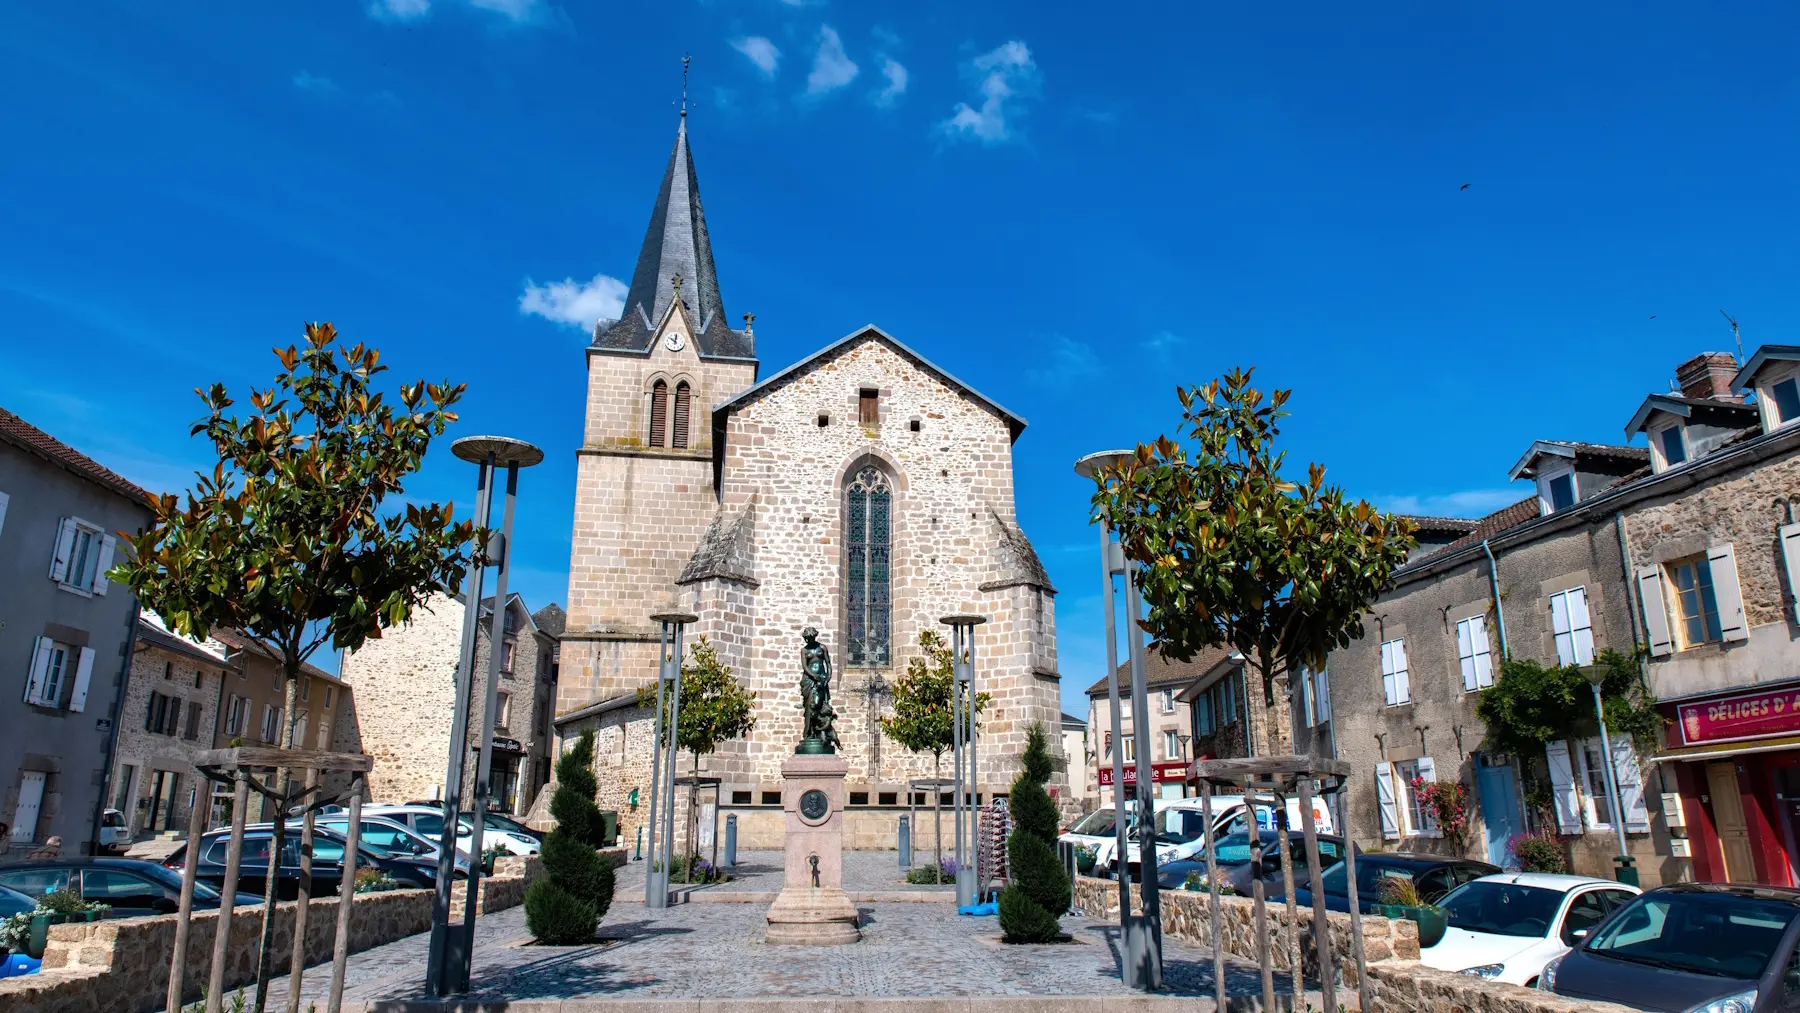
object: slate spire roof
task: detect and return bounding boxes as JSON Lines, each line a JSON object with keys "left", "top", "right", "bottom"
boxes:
{"left": 593, "top": 113, "right": 755, "bottom": 360}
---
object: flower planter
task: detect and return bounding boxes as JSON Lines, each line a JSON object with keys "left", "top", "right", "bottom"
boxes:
{"left": 1410, "top": 906, "right": 1447, "bottom": 947}
{"left": 26, "top": 909, "right": 105, "bottom": 959}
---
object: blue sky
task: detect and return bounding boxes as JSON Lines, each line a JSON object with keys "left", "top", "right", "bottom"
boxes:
{"left": 5, "top": 2, "right": 1800, "bottom": 716}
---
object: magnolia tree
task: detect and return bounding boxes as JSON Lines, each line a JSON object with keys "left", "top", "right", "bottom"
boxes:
{"left": 637, "top": 636, "right": 756, "bottom": 882}
{"left": 1090, "top": 369, "right": 1416, "bottom": 753}
{"left": 881, "top": 630, "right": 989, "bottom": 878}
{"left": 111, "top": 323, "right": 475, "bottom": 1011}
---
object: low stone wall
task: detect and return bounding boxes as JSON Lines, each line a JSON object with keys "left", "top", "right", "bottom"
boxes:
{"left": 1366, "top": 963, "right": 1637, "bottom": 1013}
{"left": 1072, "top": 875, "right": 1419, "bottom": 988}
{"left": 1, "top": 862, "right": 542, "bottom": 1013}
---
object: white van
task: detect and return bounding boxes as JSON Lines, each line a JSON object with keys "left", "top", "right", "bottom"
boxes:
{"left": 1061, "top": 793, "right": 1335, "bottom": 878}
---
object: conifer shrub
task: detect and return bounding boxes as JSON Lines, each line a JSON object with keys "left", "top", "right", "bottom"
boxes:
{"left": 998, "top": 722, "right": 1071, "bottom": 943}
{"left": 525, "top": 730, "right": 614, "bottom": 944}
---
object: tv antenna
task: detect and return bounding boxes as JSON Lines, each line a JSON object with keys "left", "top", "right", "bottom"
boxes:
{"left": 1721, "top": 309, "right": 1743, "bottom": 364}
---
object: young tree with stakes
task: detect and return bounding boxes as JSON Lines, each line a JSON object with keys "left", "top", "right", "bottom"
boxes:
{"left": 110, "top": 323, "right": 475, "bottom": 1012}
{"left": 1089, "top": 368, "right": 1416, "bottom": 753}
{"left": 881, "top": 630, "right": 989, "bottom": 880}
{"left": 636, "top": 636, "right": 757, "bottom": 882}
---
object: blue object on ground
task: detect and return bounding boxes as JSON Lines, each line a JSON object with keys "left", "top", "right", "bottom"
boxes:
{"left": 957, "top": 899, "right": 998, "bottom": 916}
{"left": 0, "top": 952, "right": 41, "bottom": 978}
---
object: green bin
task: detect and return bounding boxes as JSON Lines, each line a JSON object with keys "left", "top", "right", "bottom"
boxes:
{"left": 599, "top": 810, "right": 620, "bottom": 848}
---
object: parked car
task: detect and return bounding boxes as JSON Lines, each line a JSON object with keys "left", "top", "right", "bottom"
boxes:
{"left": 0, "top": 884, "right": 35, "bottom": 919}
{"left": 1541, "top": 883, "right": 1800, "bottom": 1012}
{"left": 97, "top": 809, "right": 130, "bottom": 855}
{"left": 1423, "top": 873, "right": 1641, "bottom": 986}
{"left": 177, "top": 825, "right": 441, "bottom": 898}
{"left": 0, "top": 885, "right": 39, "bottom": 977}
{"left": 1278, "top": 853, "right": 1500, "bottom": 914}
{"left": 313, "top": 815, "right": 471, "bottom": 877}
{"left": 0, "top": 858, "right": 261, "bottom": 917}
{"left": 1068, "top": 794, "right": 1336, "bottom": 880}
{"left": 364, "top": 805, "right": 540, "bottom": 856}
{"left": 1154, "top": 830, "right": 1355, "bottom": 893}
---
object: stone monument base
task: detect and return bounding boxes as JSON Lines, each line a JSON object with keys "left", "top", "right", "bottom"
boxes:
{"left": 764, "top": 753, "right": 861, "bottom": 946}
{"left": 763, "top": 886, "right": 861, "bottom": 945}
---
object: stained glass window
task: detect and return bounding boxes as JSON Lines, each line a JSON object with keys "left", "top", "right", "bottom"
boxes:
{"left": 845, "top": 465, "right": 892, "bottom": 666}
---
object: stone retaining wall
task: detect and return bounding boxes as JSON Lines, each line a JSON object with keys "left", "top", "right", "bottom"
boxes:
{"left": 1366, "top": 963, "right": 1638, "bottom": 1013}
{"left": 1, "top": 860, "right": 543, "bottom": 1013}
{"left": 1072, "top": 875, "right": 1418, "bottom": 988}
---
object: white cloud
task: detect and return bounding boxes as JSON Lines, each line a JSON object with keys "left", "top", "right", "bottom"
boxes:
{"left": 1141, "top": 330, "right": 1184, "bottom": 361}
{"left": 1026, "top": 336, "right": 1100, "bottom": 387}
{"left": 367, "top": 0, "right": 541, "bottom": 23}
{"left": 940, "top": 39, "right": 1038, "bottom": 145}
{"left": 519, "top": 273, "right": 627, "bottom": 330}
{"left": 292, "top": 71, "right": 340, "bottom": 95}
{"left": 732, "top": 36, "right": 781, "bottom": 78}
{"left": 1374, "top": 488, "right": 1531, "bottom": 518}
{"left": 805, "top": 26, "right": 859, "bottom": 96}
{"left": 873, "top": 57, "right": 908, "bottom": 106}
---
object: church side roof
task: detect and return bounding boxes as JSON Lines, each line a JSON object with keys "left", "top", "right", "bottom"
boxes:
{"left": 710, "top": 325, "right": 1027, "bottom": 442}
{"left": 592, "top": 114, "right": 754, "bottom": 361}
{"left": 979, "top": 509, "right": 1056, "bottom": 594}
{"left": 677, "top": 503, "right": 760, "bottom": 587}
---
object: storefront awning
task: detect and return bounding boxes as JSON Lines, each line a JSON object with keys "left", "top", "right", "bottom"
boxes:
{"left": 1650, "top": 735, "right": 1800, "bottom": 766}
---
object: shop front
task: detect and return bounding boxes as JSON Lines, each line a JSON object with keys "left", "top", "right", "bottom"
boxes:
{"left": 1659, "top": 682, "right": 1800, "bottom": 887}
{"left": 1097, "top": 760, "right": 1192, "bottom": 802}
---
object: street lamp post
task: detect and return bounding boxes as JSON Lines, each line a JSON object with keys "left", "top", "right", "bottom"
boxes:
{"left": 1581, "top": 664, "right": 1638, "bottom": 886}
{"left": 1177, "top": 734, "right": 1193, "bottom": 799}
{"left": 645, "top": 610, "right": 697, "bottom": 908}
{"left": 427, "top": 435, "right": 542, "bottom": 997}
{"left": 1075, "top": 450, "right": 1162, "bottom": 992}
{"left": 942, "top": 613, "right": 986, "bottom": 907}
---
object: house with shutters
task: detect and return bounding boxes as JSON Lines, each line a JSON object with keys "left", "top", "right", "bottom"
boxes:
{"left": 1293, "top": 348, "right": 1800, "bottom": 887}
{"left": 0, "top": 407, "right": 152, "bottom": 856}
{"left": 107, "top": 612, "right": 236, "bottom": 843}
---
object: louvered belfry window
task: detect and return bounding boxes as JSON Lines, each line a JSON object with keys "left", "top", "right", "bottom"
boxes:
{"left": 649, "top": 380, "right": 669, "bottom": 448}
{"left": 673, "top": 382, "right": 692, "bottom": 449}
{"left": 845, "top": 465, "right": 892, "bottom": 666}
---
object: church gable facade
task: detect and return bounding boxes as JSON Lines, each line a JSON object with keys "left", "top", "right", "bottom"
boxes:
{"left": 558, "top": 115, "right": 1062, "bottom": 847}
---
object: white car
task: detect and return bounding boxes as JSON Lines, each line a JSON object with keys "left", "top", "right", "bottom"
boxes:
{"left": 314, "top": 814, "right": 473, "bottom": 877}
{"left": 1423, "top": 873, "right": 1641, "bottom": 987}
{"left": 1061, "top": 794, "right": 1336, "bottom": 877}
{"left": 363, "top": 805, "right": 542, "bottom": 857}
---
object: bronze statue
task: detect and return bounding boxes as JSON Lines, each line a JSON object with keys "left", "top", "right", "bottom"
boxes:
{"left": 798, "top": 627, "right": 840, "bottom": 754}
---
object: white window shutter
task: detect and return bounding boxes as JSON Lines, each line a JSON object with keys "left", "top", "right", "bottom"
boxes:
{"left": 1393, "top": 640, "right": 1410, "bottom": 703}
{"left": 48, "top": 518, "right": 75, "bottom": 582}
{"left": 67, "top": 647, "right": 96, "bottom": 712}
{"left": 23, "top": 637, "right": 52, "bottom": 704}
{"left": 1380, "top": 641, "right": 1396, "bottom": 705}
{"left": 1315, "top": 668, "right": 1331, "bottom": 724}
{"left": 1781, "top": 523, "right": 1800, "bottom": 625}
{"left": 1708, "top": 543, "right": 1750, "bottom": 642}
{"left": 91, "top": 535, "right": 117, "bottom": 596}
{"left": 1637, "top": 565, "right": 1674, "bottom": 657}
{"left": 1473, "top": 615, "right": 1494, "bottom": 688}
{"left": 0, "top": 490, "right": 9, "bottom": 538}
{"left": 1567, "top": 588, "right": 1595, "bottom": 664}
{"left": 1610, "top": 737, "right": 1650, "bottom": 832}
{"left": 1457, "top": 620, "right": 1476, "bottom": 691}
{"left": 1375, "top": 762, "right": 1400, "bottom": 840}
{"left": 1298, "top": 667, "right": 1315, "bottom": 726}
{"left": 1546, "top": 740, "right": 1584, "bottom": 835}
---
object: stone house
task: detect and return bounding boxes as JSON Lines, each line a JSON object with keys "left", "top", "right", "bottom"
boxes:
{"left": 1061, "top": 711, "right": 1093, "bottom": 811}
{"left": 556, "top": 112, "right": 1062, "bottom": 850}
{"left": 108, "top": 613, "right": 234, "bottom": 841}
{"left": 1085, "top": 648, "right": 1248, "bottom": 808}
{"left": 0, "top": 406, "right": 152, "bottom": 856}
{"left": 1294, "top": 348, "right": 1800, "bottom": 888}
{"left": 208, "top": 628, "right": 357, "bottom": 820}
{"left": 337, "top": 592, "right": 557, "bottom": 818}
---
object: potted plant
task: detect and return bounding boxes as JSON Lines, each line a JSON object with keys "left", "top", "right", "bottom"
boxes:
{"left": 23, "top": 888, "right": 109, "bottom": 959}
{"left": 1375, "top": 876, "right": 1446, "bottom": 948}
{"left": 481, "top": 844, "right": 505, "bottom": 877}
{"left": 1074, "top": 845, "right": 1097, "bottom": 877}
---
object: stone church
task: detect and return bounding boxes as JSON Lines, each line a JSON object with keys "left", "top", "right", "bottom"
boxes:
{"left": 553, "top": 112, "right": 1064, "bottom": 848}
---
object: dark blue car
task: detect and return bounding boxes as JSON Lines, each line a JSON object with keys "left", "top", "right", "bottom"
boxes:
{"left": 1276, "top": 852, "right": 1497, "bottom": 913}
{"left": 1542, "top": 883, "right": 1800, "bottom": 1013}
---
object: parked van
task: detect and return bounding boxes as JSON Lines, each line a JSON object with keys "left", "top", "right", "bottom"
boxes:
{"left": 1061, "top": 793, "right": 1336, "bottom": 879}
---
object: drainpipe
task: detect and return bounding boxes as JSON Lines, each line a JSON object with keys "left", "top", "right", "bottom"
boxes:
{"left": 1481, "top": 539, "right": 1510, "bottom": 660}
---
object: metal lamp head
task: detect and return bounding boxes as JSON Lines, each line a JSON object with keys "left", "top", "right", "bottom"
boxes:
{"left": 651, "top": 610, "right": 698, "bottom": 678}
{"left": 1580, "top": 663, "right": 1607, "bottom": 689}
{"left": 1073, "top": 449, "right": 1135, "bottom": 482}
{"left": 451, "top": 435, "right": 545, "bottom": 469}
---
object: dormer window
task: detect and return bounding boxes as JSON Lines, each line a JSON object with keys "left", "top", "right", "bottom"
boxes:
{"left": 1772, "top": 375, "right": 1800, "bottom": 428}
{"left": 1732, "top": 345, "right": 1800, "bottom": 435}
{"left": 1541, "top": 465, "right": 1576, "bottom": 514}
{"left": 1654, "top": 423, "right": 1687, "bottom": 468}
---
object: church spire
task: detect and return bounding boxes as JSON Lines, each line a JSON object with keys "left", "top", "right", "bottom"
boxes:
{"left": 594, "top": 80, "right": 753, "bottom": 360}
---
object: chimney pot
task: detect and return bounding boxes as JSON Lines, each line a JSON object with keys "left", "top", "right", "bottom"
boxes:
{"left": 1674, "top": 352, "right": 1742, "bottom": 402}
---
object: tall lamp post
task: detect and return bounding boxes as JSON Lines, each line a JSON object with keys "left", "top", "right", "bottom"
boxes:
{"left": 1075, "top": 449, "right": 1162, "bottom": 992}
{"left": 1177, "top": 733, "right": 1193, "bottom": 799}
{"left": 942, "top": 613, "right": 986, "bottom": 907}
{"left": 1581, "top": 664, "right": 1638, "bottom": 886}
{"left": 427, "top": 435, "right": 542, "bottom": 997}
{"left": 645, "top": 609, "right": 697, "bottom": 908}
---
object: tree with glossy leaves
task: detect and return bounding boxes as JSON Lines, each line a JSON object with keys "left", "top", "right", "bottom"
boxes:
{"left": 1088, "top": 369, "right": 1416, "bottom": 753}
{"left": 108, "top": 322, "right": 475, "bottom": 1011}
{"left": 880, "top": 630, "right": 990, "bottom": 879}
{"left": 636, "top": 636, "right": 757, "bottom": 882}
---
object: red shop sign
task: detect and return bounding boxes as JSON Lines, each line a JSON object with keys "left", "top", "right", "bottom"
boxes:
{"left": 1678, "top": 687, "right": 1800, "bottom": 746}
{"left": 1096, "top": 761, "right": 1189, "bottom": 787}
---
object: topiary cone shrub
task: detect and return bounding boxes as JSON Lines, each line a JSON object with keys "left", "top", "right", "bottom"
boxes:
{"left": 525, "top": 729, "right": 615, "bottom": 944}
{"left": 998, "top": 722, "right": 1071, "bottom": 943}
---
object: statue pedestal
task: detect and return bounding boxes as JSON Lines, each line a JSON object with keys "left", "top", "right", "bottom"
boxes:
{"left": 764, "top": 753, "right": 861, "bottom": 945}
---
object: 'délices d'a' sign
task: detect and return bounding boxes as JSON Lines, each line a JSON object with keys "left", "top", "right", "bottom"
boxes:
{"left": 1679, "top": 688, "right": 1800, "bottom": 746}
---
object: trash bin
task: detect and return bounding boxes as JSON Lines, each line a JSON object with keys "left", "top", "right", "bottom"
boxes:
{"left": 725, "top": 813, "right": 738, "bottom": 868}
{"left": 599, "top": 810, "right": 620, "bottom": 848}
{"left": 898, "top": 814, "right": 911, "bottom": 868}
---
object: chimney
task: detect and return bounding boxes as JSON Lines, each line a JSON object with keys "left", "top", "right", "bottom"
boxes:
{"left": 1674, "top": 352, "right": 1742, "bottom": 402}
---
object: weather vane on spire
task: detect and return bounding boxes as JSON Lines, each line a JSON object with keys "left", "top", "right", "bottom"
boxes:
{"left": 681, "top": 54, "right": 691, "bottom": 117}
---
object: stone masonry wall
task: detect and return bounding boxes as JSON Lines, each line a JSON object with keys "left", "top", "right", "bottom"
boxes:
{"left": 337, "top": 593, "right": 461, "bottom": 805}
{"left": 111, "top": 640, "right": 228, "bottom": 838}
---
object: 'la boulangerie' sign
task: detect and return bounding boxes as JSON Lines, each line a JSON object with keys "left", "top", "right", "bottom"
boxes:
{"left": 1679, "top": 686, "right": 1800, "bottom": 746}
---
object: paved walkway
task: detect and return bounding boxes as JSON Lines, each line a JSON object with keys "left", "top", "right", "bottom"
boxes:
{"left": 266, "top": 895, "right": 1317, "bottom": 1009}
